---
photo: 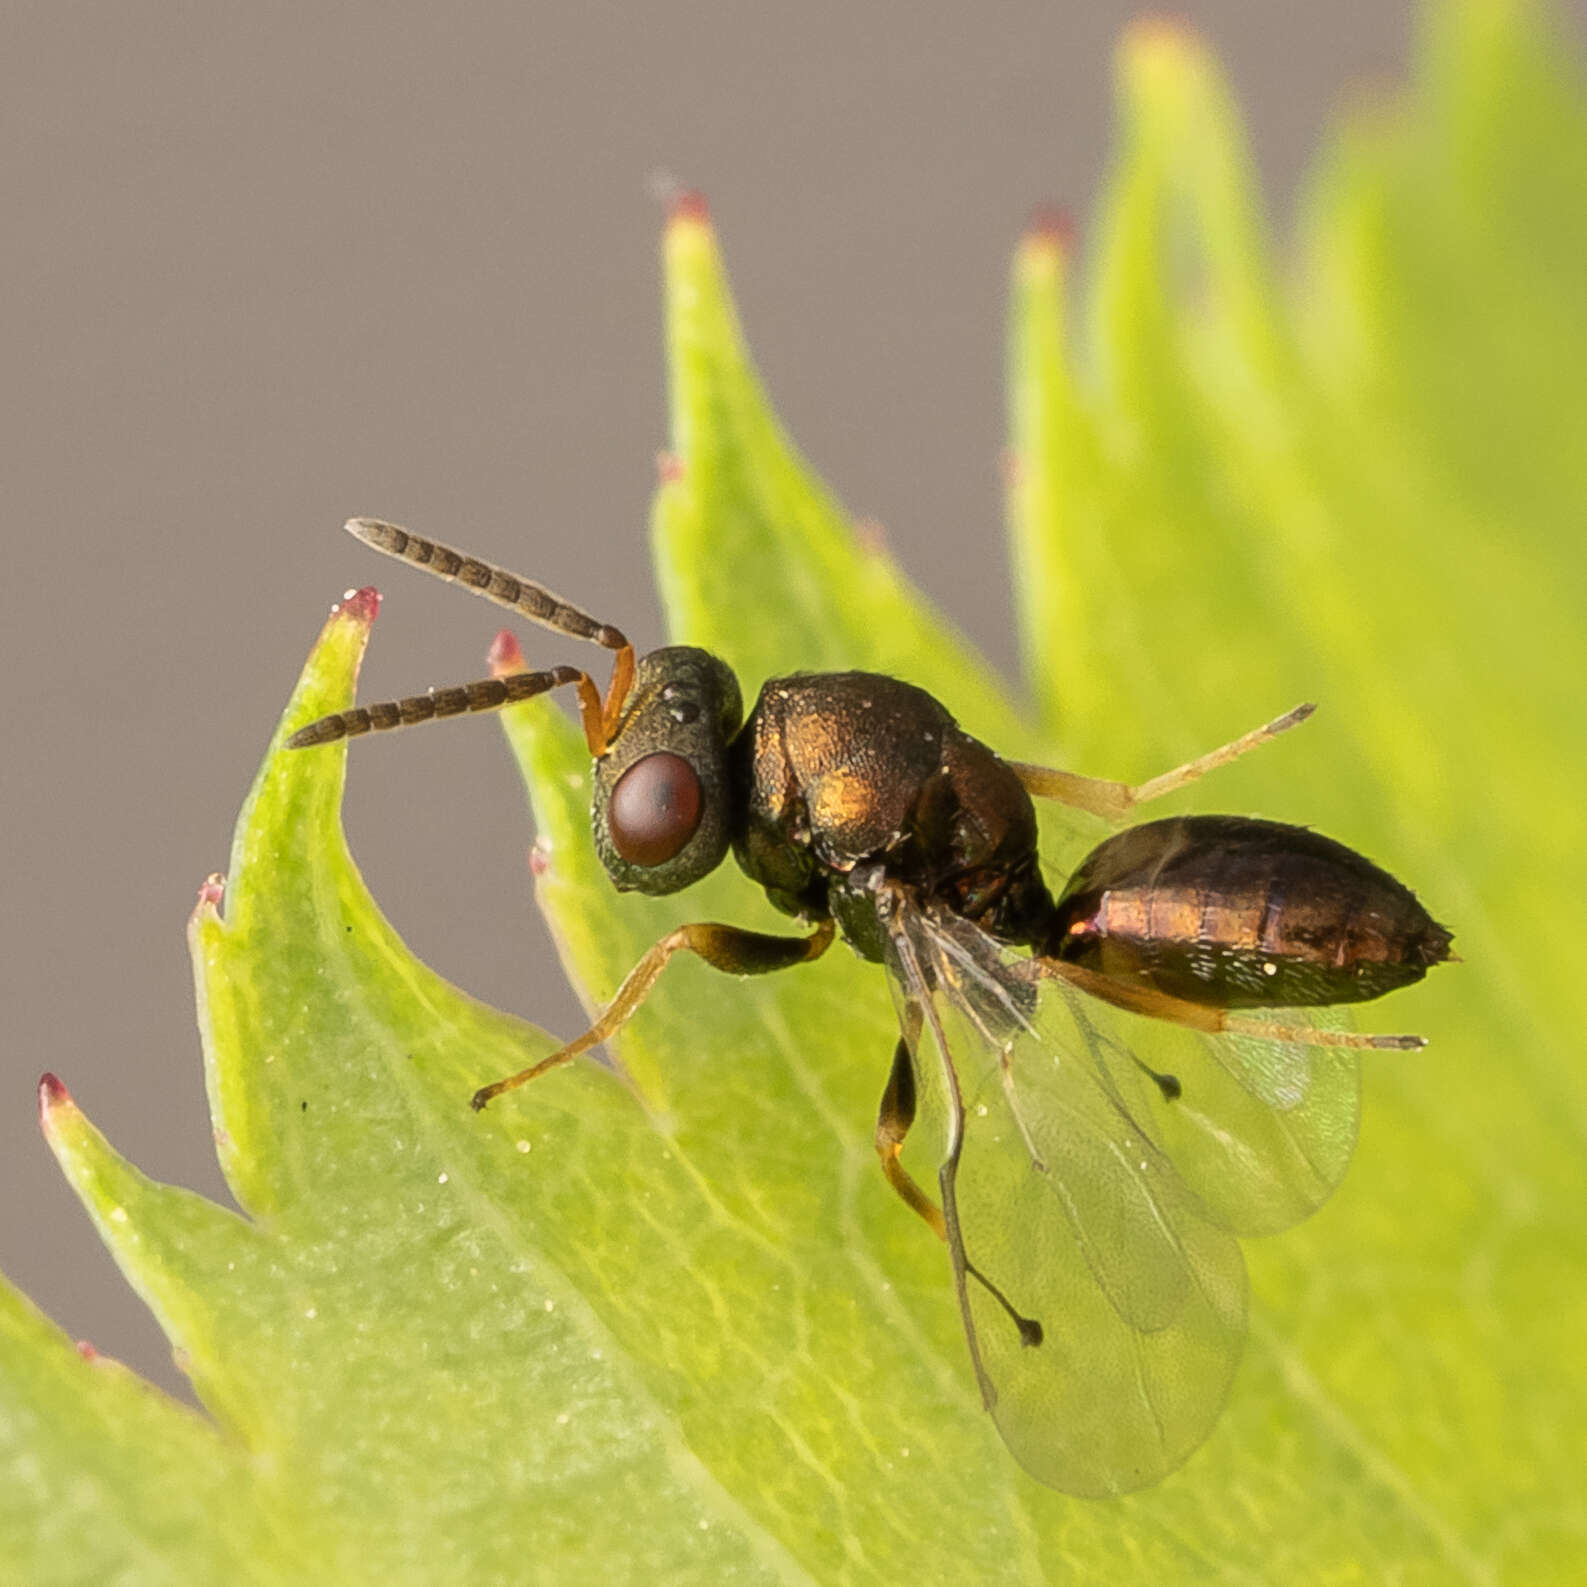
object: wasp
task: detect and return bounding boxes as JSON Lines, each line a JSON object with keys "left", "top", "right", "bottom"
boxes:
{"left": 290, "top": 518, "right": 1452, "bottom": 1496}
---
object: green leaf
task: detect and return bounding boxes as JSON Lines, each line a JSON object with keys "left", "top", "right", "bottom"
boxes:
{"left": 4, "top": 1, "right": 1584, "bottom": 1580}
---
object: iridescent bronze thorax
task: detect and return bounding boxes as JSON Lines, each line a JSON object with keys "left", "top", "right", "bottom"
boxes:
{"left": 728, "top": 672, "right": 1053, "bottom": 961}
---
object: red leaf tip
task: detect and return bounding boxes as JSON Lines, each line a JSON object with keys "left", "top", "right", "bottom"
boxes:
{"left": 488, "top": 628, "right": 526, "bottom": 675}
{"left": 1124, "top": 13, "right": 1202, "bottom": 62}
{"left": 76, "top": 1339, "right": 99, "bottom": 1362}
{"left": 38, "top": 1072, "right": 71, "bottom": 1120}
{"left": 529, "top": 837, "right": 551, "bottom": 877}
{"left": 333, "top": 586, "right": 382, "bottom": 622}
{"left": 196, "top": 873, "right": 226, "bottom": 909}
{"left": 1025, "top": 205, "right": 1074, "bottom": 251}
{"left": 656, "top": 450, "right": 685, "bottom": 484}
{"left": 667, "top": 188, "right": 711, "bottom": 226}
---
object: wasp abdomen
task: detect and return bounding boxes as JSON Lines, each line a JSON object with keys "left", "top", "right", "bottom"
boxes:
{"left": 1048, "top": 815, "right": 1453, "bottom": 1009}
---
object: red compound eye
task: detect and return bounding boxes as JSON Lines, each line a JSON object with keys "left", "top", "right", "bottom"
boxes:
{"left": 609, "top": 752, "right": 703, "bottom": 867}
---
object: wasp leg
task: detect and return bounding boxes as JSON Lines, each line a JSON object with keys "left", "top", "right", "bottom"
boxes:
{"left": 471, "top": 918, "right": 835, "bottom": 1110}
{"left": 1218, "top": 1015, "right": 1424, "bottom": 1051}
{"left": 1034, "top": 958, "right": 1426, "bottom": 1051}
{"left": 876, "top": 1035, "right": 947, "bottom": 1238}
{"left": 875, "top": 1036, "right": 1043, "bottom": 1348}
{"left": 1009, "top": 702, "right": 1315, "bottom": 820}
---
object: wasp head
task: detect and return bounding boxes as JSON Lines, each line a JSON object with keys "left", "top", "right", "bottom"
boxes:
{"left": 591, "top": 646, "right": 743, "bottom": 895}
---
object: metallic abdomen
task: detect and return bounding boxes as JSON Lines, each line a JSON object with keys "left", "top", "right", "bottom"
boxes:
{"left": 1050, "top": 815, "right": 1453, "bottom": 1008}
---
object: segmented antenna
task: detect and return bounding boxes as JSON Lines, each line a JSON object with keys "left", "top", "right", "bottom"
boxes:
{"left": 287, "top": 668, "right": 582, "bottom": 749}
{"left": 287, "top": 519, "right": 637, "bottom": 755}
{"left": 345, "top": 519, "right": 629, "bottom": 654}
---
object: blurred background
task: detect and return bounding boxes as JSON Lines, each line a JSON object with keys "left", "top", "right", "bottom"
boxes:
{"left": 5, "top": 1, "right": 1582, "bottom": 1398}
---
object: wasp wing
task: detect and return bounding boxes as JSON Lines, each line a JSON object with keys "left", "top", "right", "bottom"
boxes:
{"left": 881, "top": 892, "right": 1243, "bottom": 1496}
{"left": 1063, "top": 981, "right": 1362, "bottom": 1237}
{"left": 879, "top": 891, "right": 1360, "bottom": 1496}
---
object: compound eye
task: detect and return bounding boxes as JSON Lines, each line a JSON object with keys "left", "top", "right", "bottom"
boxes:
{"left": 608, "top": 752, "right": 704, "bottom": 867}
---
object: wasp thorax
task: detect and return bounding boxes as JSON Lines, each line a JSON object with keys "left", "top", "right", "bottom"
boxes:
{"left": 592, "top": 647, "right": 742, "bottom": 895}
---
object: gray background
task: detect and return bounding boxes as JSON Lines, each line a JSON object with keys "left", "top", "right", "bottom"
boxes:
{"left": 6, "top": 1, "right": 1578, "bottom": 1398}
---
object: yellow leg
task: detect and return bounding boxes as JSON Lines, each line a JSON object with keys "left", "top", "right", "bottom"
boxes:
{"left": 471, "top": 918, "right": 834, "bottom": 1110}
{"left": 1009, "top": 702, "right": 1314, "bottom": 820}
{"left": 874, "top": 1034, "right": 1043, "bottom": 1347}
{"left": 875, "top": 1037, "right": 948, "bottom": 1238}
{"left": 1033, "top": 958, "right": 1426, "bottom": 1050}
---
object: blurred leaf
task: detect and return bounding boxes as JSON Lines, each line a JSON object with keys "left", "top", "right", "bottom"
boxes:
{"left": 3, "top": 1, "right": 1584, "bottom": 1581}
{"left": 1008, "top": 1, "right": 1587, "bottom": 1577}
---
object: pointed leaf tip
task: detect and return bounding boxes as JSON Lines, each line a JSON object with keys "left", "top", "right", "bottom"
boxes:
{"left": 1124, "top": 12, "right": 1201, "bottom": 54}
{"left": 1120, "top": 11, "right": 1210, "bottom": 99}
{"left": 656, "top": 449, "right": 684, "bottom": 483}
{"left": 488, "top": 628, "right": 525, "bottom": 674}
{"left": 667, "top": 188, "right": 711, "bottom": 228}
{"left": 332, "top": 585, "right": 381, "bottom": 624}
{"left": 38, "top": 1072, "right": 71, "bottom": 1122}
{"left": 662, "top": 193, "right": 719, "bottom": 287}
{"left": 1018, "top": 208, "right": 1072, "bottom": 286}
{"left": 1025, "top": 204, "right": 1075, "bottom": 252}
{"left": 195, "top": 873, "right": 225, "bottom": 912}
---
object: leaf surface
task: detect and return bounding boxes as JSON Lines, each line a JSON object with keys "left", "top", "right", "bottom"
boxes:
{"left": 4, "top": 4, "right": 1584, "bottom": 1581}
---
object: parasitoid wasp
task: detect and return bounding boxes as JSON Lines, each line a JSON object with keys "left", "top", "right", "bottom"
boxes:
{"left": 290, "top": 517, "right": 1452, "bottom": 1496}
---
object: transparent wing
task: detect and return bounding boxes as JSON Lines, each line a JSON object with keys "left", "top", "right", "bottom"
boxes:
{"left": 878, "top": 891, "right": 1360, "bottom": 1497}
{"left": 1063, "top": 979, "right": 1361, "bottom": 1238}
